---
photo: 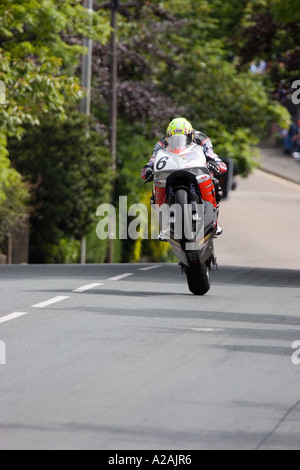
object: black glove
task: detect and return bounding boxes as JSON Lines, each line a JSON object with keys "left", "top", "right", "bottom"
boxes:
{"left": 207, "top": 160, "right": 221, "bottom": 176}
{"left": 144, "top": 168, "right": 154, "bottom": 183}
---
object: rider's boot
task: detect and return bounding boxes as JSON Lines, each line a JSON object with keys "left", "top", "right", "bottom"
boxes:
{"left": 215, "top": 203, "right": 223, "bottom": 236}
{"left": 215, "top": 224, "right": 223, "bottom": 236}
{"left": 158, "top": 231, "right": 168, "bottom": 242}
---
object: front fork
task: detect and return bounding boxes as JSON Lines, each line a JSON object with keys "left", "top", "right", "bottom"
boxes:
{"left": 179, "top": 252, "right": 217, "bottom": 276}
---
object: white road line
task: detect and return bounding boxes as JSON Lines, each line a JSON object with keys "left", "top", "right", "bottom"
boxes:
{"left": 107, "top": 273, "right": 134, "bottom": 281}
{"left": 73, "top": 283, "right": 104, "bottom": 293}
{"left": 0, "top": 312, "right": 27, "bottom": 324}
{"left": 32, "top": 296, "right": 70, "bottom": 308}
{"left": 138, "top": 265, "right": 161, "bottom": 271}
{"left": 185, "top": 328, "right": 224, "bottom": 332}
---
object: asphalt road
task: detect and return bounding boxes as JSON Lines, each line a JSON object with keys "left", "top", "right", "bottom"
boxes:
{"left": 0, "top": 170, "right": 300, "bottom": 450}
{"left": 217, "top": 169, "right": 300, "bottom": 269}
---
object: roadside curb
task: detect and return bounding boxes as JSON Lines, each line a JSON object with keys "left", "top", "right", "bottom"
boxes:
{"left": 260, "top": 165, "right": 300, "bottom": 186}
{"left": 259, "top": 146, "right": 300, "bottom": 186}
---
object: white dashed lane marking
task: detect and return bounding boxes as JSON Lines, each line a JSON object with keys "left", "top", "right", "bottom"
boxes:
{"left": 0, "top": 312, "right": 27, "bottom": 324}
{"left": 1, "top": 269, "right": 141, "bottom": 322}
{"left": 32, "top": 296, "right": 70, "bottom": 308}
{"left": 138, "top": 265, "right": 161, "bottom": 271}
{"left": 73, "top": 283, "right": 104, "bottom": 293}
{"left": 107, "top": 273, "right": 135, "bottom": 281}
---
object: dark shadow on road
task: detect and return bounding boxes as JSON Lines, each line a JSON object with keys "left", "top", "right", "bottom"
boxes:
{"left": 209, "top": 344, "right": 291, "bottom": 357}
{"left": 57, "top": 305, "right": 300, "bottom": 327}
{"left": 210, "top": 266, "right": 300, "bottom": 289}
{"left": 0, "top": 421, "right": 299, "bottom": 450}
{"left": 25, "top": 288, "right": 176, "bottom": 297}
{"left": 1, "top": 264, "right": 299, "bottom": 289}
{"left": 141, "top": 325, "right": 300, "bottom": 343}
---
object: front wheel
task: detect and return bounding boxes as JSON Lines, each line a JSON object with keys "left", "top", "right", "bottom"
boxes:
{"left": 186, "top": 263, "right": 210, "bottom": 295}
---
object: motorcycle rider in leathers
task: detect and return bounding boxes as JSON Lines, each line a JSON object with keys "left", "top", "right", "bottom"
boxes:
{"left": 141, "top": 117, "right": 227, "bottom": 236}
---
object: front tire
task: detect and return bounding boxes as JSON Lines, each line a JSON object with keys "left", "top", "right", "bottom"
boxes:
{"left": 174, "top": 189, "right": 194, "bottom": 250}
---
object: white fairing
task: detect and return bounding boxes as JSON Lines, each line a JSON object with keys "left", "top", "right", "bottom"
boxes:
{"left": 154, "top": 143, "right": 210, "bottom": 188}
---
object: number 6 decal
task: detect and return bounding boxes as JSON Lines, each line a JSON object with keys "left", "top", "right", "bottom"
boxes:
{"left": 156, "top": 156, "right": 169, "bottom": 170}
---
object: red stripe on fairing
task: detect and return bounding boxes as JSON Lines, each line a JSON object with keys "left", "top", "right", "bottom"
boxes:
{"left": 154, "top": 186, "right": 166, "bottom": 206}
{"left": 198, "top": 178, "right": 217, "bottom": 208}
{"left": 170, "top": 148, "right": 185, "bottom": 154}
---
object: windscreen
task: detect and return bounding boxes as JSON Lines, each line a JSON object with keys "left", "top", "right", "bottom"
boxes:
{"left": 166, "top": 135, "right": 190, "bottom": 151}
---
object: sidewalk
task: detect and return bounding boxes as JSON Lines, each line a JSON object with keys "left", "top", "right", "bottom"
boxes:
{"left": 259, "top": 145, "right": 300, "bottom": 185}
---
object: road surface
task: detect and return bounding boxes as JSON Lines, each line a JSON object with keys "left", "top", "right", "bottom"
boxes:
{"left": 0, "top": 170, "right": 299, "bottom": 450}
{"left": 217, "top": 169, "right": 300, "bottom": 269}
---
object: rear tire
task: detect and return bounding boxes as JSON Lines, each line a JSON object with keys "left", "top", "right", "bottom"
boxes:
{"left": 186, "top": 263, "right": 210, "bottom": 296}
{"left": 174, "top": 189, "right": 211, "bottom": 295}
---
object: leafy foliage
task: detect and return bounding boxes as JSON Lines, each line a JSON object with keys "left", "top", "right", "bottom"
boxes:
{"left": 271, "top": 0, "right": 300, "bottom": 24}
{"left": 94, "top": 0, "right": 290, "bottom": 180}
{"left": 0, "top": 144, "right": 29, "bottom": 245}
{"left": 0, "top": 0, "right": 111, "bottom": 251}
{"left": 231, "top": 1, "right": 300, "bottom": 88}
{"left": 0, "top": 0, "right": 110, "bottom": 141}
{"left": 8, "top": 112, "right": 112, "bottom": 263}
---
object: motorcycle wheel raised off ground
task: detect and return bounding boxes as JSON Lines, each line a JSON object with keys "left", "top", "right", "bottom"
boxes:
{"left": 174, "top": 189, "right": 211, "bottom": 296}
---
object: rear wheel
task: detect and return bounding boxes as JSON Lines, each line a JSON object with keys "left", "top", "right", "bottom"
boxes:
{"left": 174, "top": 189, "right": 211, "bottom": 295}
{"left": 186, "top": 263, "right": 210, "bottom": 296}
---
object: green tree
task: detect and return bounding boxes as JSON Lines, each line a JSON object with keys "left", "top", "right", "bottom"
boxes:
{"left": 0, "top": 146, "right": 28, "bottom": 245}
{"left": 153, "top": 0, "right": 289, "bottom": 174}
{"left": 270, "top": 0, "right": 300, "bottom": 24}
{"left": 0, "top": 0, "right": 110, "bottom": 251}
{"left": 8, "top": 112, "right": 112, "bottom": 263}
{"left": 0, "top": 0, "right": 110, "bottom": 147}
{"left": 95, "top": 0, "right": 289, "bottom": 177}
{"left": 225, "top": 0, "right": 300, "bottom": 88}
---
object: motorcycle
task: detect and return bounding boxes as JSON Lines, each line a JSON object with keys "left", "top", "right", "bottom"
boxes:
{"left": 153, "top": 134, "right": 219, "bottom": 295}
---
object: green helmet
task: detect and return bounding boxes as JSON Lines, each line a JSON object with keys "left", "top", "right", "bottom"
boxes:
{"left": 166, "top": 117, "right": 194, "bottom": 138}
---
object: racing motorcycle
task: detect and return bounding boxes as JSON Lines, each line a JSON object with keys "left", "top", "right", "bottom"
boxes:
{"left": 153, "top": 134, "right": 219, "bottom": 295}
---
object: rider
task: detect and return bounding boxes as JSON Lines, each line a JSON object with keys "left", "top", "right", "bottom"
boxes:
{"left": 141, "top": 117, "right": 227, "bottom": 236}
